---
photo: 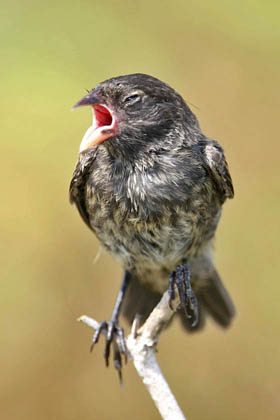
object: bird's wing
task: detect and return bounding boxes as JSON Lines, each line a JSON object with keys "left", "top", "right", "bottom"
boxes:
{"left": 203, "top": 139, "right": 234, "bottom": 201}
{"left": 69, "top": 150, "right": 97, "bottom": 229}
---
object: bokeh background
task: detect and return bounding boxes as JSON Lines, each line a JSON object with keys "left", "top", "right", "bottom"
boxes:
{"left": 2, "top": 1, "right": 280, "bottom": 419}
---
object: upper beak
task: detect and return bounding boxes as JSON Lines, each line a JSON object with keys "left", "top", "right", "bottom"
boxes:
{"left": 72, "top": 90, "right": 116, "bottom": 152}
{"left": 72, "top": 91, "right": 102, "bottom": 110}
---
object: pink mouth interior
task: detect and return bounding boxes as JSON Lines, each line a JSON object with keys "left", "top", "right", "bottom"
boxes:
{"left": 94, "top": 104, "right": 113, "bottom": 128}
{"left": 79, "top": 103, "right": 115, "bottom": 152}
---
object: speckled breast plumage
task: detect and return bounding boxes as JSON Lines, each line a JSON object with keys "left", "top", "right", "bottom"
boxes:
{"left": 83, "top": 144, "right": 221, "bottom": 290}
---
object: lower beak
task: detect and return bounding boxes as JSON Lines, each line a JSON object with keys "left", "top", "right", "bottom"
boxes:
{"left": 73, "top": 92, "right": 116, "bottom": 152}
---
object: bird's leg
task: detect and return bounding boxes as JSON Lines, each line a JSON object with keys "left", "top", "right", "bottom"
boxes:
{"left": 168, "top": 271, "right": 176, "bottom": 309}
{"left": 168, "top": 262, "right": 199, "bottom": 327}
{"left": 90, "top": 270, "right": 131, "bottom": 382}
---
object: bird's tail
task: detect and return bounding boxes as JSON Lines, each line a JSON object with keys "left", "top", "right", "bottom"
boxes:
{"left": 179, "top": 264, "right": 235, "bottom": 331}
{"left": 122, "top": 266, "right": 235, "bottom": 332}
{"left": 121, "top": 275, "right": 162, "bottom": 325}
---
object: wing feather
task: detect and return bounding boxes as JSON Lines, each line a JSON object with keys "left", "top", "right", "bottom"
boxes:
{"left": 204, "top": 139, "right": 234, "bottom": 201}
{"left": 69, "top": 150, "right": 97, "bottom": 229}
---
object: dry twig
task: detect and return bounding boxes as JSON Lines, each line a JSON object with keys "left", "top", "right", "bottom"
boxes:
{"left": 78, "top": 289, "right": 187, "bottom": 420}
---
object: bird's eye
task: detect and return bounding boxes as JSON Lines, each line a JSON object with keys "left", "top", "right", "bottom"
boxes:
{"left": 123, "top": 93, "right": 142, "bottom": 105}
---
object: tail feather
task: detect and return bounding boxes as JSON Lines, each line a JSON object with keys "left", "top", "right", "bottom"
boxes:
{"left": 178, "top": 275, "right": 234, "bottom": 332}
{"left": 198, "top": 270, "right": 235, "bottom": 327}
{"left": 122, "top": 275, "right": 162, "bottom": 325}
{"left": 122, "top": 266, "right": 235, "bottom": 331}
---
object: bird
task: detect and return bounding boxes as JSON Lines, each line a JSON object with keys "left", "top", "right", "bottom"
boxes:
{"left": 70, "top": 73, "right": 235, "bottom": 377}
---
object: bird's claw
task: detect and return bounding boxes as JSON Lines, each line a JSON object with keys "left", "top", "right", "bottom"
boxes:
{"left": 168, "top": 263, "right": 199, "bottom": 327}
{"left": 90, "top": 319, "right": 128, "bottom": 383}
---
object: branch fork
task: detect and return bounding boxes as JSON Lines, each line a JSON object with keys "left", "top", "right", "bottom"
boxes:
{"left": 78, "top": 289, "right": 187, "bottom": 420}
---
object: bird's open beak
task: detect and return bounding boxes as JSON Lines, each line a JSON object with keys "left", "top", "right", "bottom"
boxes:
{"left": 73, "top": 93, "right": 117, "bottom": 152}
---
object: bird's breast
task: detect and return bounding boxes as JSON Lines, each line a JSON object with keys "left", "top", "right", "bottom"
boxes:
{"left": 83, "top": 151, "right": 220, "bottom": 273}
{"left": 85, "top": 183, "right": 218, "bottom": 273}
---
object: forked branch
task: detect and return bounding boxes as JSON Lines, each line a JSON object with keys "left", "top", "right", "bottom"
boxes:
{"left": 78, "top": 289, "right": 187, "bottom": 420}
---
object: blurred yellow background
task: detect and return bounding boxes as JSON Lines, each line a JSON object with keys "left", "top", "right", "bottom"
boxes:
{"left": 1, "top": 1, "right": 280, "bottom": 419}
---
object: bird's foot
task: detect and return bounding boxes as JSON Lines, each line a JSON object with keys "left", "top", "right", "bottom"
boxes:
{"left": 168, "top": 263, "right": 199, "bottom": 327}
{"left": 90, "top": 318, "right": 128, "bottom": 383}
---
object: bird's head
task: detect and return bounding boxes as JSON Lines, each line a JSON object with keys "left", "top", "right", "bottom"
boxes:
{"left": 73, "top": 73, "right": 198, "bottom": 156}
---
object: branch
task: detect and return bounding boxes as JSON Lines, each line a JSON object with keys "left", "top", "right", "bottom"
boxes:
{"left": 78, "top": 289, "right": 187, "bottom": 420}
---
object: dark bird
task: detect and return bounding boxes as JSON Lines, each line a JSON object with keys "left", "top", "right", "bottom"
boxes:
{"left": 70, "top": 73, "right": 235, "bottom": 377}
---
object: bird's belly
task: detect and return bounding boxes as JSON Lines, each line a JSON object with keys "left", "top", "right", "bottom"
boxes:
{"left": 98, "top": 222, "right": 190, "bottom": 268}
{"left": 89, "top": 205, "right": 216, "bottom": 273}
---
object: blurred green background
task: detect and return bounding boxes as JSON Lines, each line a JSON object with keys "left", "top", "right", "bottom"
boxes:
{"left": 1, "top": 1, "right": 280, "bottom": 419}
